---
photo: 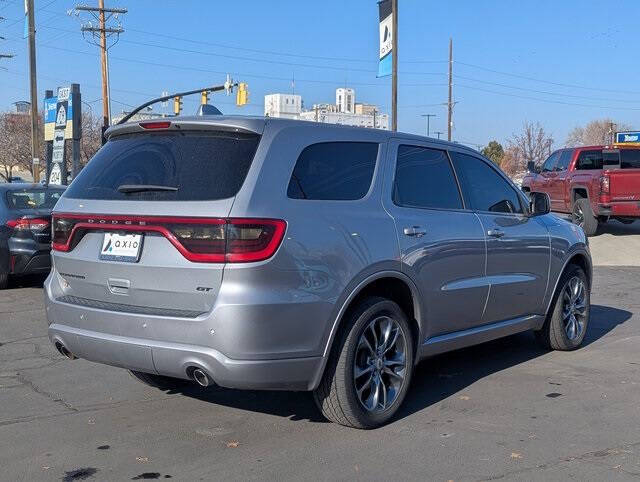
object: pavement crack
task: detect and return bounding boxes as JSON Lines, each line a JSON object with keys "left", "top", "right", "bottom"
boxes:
{"left": 14, "top": 371, "right": 78, "bottom": 414}
{"left": 480, "top": 440, "right": 640, "bottom": 480}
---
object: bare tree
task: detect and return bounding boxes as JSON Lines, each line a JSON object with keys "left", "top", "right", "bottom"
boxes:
{"left": 0, "top": 112, "right": 44, "bottom": 181}
{"left": 566, "top": 118, "right": 632, "bottom": 146}
{"left": 499, "top": 145, "right": 523, "bottom": 177}
{"left": 508, "top": 121, "right": 554, "bottom": 171}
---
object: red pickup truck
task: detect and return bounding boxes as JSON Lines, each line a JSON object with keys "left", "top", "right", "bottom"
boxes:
{"left": 521, "top": 145, "right": 640, "bottom": 235}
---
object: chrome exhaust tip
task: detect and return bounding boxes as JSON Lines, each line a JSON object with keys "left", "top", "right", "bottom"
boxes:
{"left": 55, "top": 342, "right": 77, "bottom": 360}
{"left": 192, "top": 368, "right": 211, "bottom": 387}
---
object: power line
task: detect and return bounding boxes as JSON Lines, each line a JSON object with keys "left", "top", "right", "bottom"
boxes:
{"left": 456, "top": 60, "right": 640, "bottom": 95}
{"left": 456, "top": 83, "right": 640, "bottom": 112}
{"left": 453, "top": 74, "right": 639, "bottom": 103}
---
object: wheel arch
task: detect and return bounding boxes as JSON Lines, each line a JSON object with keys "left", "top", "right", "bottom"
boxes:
{"left": 309, "top": 271, "right": 423, "bottom": 390}
{"left": 544, "top": 249, "right": 592, "bottom": 318}
{"left": 571, "top": 185, "right": 590, "bottom": 204}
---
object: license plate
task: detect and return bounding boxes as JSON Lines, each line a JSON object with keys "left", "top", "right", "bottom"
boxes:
{"left": 99, "top": 233, "right": 143, "bottom": 263}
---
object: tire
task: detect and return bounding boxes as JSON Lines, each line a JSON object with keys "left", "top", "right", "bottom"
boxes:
{"left": 313, "top": 297, "right": 415, "bottom": 429}
{"left": 0, "top": 272, "right": 7, "bottom": 290}
{"left": 536, "top": 265, "right": 590, "bottom": 351}
{"left": 128, "top": 370, "right": 191, "bottom": 391}
{"left": 572, "top": 198, "right": 599, "bottom": 236}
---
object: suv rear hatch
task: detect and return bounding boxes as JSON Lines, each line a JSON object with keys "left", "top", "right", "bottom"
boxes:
{"left": 51, "top": 124, "right": 281, "bottom": 317}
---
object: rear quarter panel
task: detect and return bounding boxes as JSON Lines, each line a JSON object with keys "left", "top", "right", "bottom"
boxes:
{"left": 225, "top": 123, "right": 400, "bottom": 359}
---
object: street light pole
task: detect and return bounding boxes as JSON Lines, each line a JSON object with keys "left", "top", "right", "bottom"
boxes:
{"left": 421, "top": 113, "right": 436, "bottom": 137}
{"left": 434, "top": 131, "right": 443, "bottom": 140}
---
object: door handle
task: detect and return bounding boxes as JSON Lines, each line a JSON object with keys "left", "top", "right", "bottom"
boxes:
{"left": 403, "top": 226, "right": 426, "bottom": 237}
{"left": 487, "top": 228, "right": 505, "bottom": 238}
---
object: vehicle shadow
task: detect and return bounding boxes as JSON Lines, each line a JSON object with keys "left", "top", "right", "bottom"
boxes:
{"left": 5, "top": 273, "right": 47, "bottom": 290}
{"left": 595, "top": 220, "right": 640, "bottom": 237}
{"left": 172, "top": 304, "right": 631, "bottom": 426}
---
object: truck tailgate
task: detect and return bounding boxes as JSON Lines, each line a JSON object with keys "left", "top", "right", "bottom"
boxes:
{"left": 608, "top": 168, "right": 640, "bottom": 202}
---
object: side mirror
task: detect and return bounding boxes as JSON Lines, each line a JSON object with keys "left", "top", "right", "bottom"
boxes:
{"left": 527, "top": 161, "right": 538, "bottom": 173}
{"left": 529, "top": 192, "right": 551, "bottom": 216}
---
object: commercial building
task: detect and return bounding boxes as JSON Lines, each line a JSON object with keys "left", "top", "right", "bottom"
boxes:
{"left": 264, "top": 93, "right": 302, "bottom": 119}
{"left": 264, "top": 88, "right": 388, "bottom": 130}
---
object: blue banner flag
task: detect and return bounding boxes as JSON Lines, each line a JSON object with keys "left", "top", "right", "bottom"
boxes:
{"left": 377, "top": 0, "right": 393, "bottom": 78}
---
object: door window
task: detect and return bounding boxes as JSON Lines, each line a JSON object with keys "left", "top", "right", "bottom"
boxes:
{"left": 541, "top": 151, "right": 560, "bottom": 172}
{"left": 555, "top": 150, "right": 573, "bottom": 171}
{"left": 450, "top": 151, "right": 524, "bottom": 214}
{"left": 392, "top": 145, "right": 463, "bottom": 210}
{"left": 576, "top": 150, "right": 603, "bottom": 170}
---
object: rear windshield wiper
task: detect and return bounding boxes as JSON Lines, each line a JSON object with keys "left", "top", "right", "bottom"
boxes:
{"left": 117, "top": 184, "right": 179, "bottom": 194}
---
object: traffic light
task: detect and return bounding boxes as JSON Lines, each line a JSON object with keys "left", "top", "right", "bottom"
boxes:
{"left": 236, "top": 83, "right": 249, "bottom": 106}
{"left": 173, "top": 96, "right": 183, "bottom": 115}
{"left": 201, "top": 90, "right": 209, "bottom": 105}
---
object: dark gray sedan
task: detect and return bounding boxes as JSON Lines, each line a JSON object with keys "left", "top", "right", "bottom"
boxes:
{"left": 0, "top": 183, "right": 65, "bottom": 288}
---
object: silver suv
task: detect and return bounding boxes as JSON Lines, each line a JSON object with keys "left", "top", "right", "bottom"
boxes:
{"left": 46, "top": 117, "right": 592, "bottom": 428}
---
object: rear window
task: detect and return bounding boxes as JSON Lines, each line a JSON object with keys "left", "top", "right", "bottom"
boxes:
{"left": 287, "top": 142, "right": 378, "bottom": 200}
{"left": 6, "top": 188, "right": 64, "bottom": 210}
{"left": 621, "top": 149, "right": 640, "bottom": 169}
{"left": 64, "top": 131, "right": 260, "bottom": 201}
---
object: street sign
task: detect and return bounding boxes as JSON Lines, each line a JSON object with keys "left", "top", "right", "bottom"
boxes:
{"left": 616, "top": 131, "right": 640, "bottom": 144}
{"left": 49, "top": 162, "right": 62, "bottom": 185}
{"left": 43, "top": 85, "right": 81, "bottom": 141}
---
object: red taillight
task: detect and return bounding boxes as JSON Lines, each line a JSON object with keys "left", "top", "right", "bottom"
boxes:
{"left": 51, "top": 214, "right": 286, "bottom": 263}
{"left": 7, "top": 217, "right": 50, "bottom": 231}
{"left": 600, "top": 175, "right": 610, "bottom": 195}
{"left": 139, "top": 121, "right": 171, "bottom": 130}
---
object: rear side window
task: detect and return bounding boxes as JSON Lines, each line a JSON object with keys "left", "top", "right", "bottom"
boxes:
{"left": 576, "top": 150, "right": 603, "bottom": 170}
{"left": 621, "top": 149, "right": 640, "bottom": 169}
{"left": 6, "top": 189, "right": 64, "bottom": 210}
{"left": 450, "top": 151, "right": 523, "bottom": 214}
{"left": 64, "top": 131, "right": 260, "bottom": 201}
{"left": 393, "top": 145, "right": 462, "bottom": 210}
{"left": 287, "top": 142, "right": 378, "bottom": 200}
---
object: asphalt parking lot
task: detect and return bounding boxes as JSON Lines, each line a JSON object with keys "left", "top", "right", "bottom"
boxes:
{"left": 2, "top": 221, "right": 640, "bottom": 481}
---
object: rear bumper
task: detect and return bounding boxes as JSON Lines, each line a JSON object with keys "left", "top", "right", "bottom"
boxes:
{"left": 7, "top": 237, "right": 51, "bottom": 274}
{"left": 597, "top": 202, "right": 640, "bottom": 218}
{"left": 44, "top": 274, "right": 327, "bottom": 391}
{"left": 48, "top": 322, "right": 322, "bottom": 390}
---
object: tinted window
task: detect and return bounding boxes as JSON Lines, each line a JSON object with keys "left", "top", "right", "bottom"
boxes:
{"left": 64, "top": 131, "right": 260, "bottom": 201}
{"left": 6, "top": 188, "right": 64, "bottom": 210}
{"left": 621, "top": 149, "right": 640, "bottom": 169}
{"left": 393, "top": 146, "right": 462, "bottom": 210}
{"left": 576, "top": 150, "right": 603, "bottom": 170}
{"left": 287, "top": 142, "right": 378, "bottom": 200}
{"left": 541, "top": 152, "right": 559, "bottom": 172}
{"left": 556, "top": 150, "right": 573, "bottom": 171}
{"left": 451, "top": 152, "right": 523, "bottom": 214}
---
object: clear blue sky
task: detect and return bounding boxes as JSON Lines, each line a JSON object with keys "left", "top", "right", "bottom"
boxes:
{"left": 0, "top": 0, "right": 639, "bottom": 149}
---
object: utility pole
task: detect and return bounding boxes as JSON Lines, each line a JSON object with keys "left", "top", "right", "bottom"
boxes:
{"left": 26, "top": 0, "right": 40, "bottom": 182}
{"left": 435, "top": 131, "right": 443, "bottom": 140}
{"left": 391, "top": 0, "right": 398, "bottom": 131}
{"left": 421, "top": 113, "right": 436, "bottom": 137}
{"left": 75, "top": 2, "right": 126, "bottom": 136}
{"left": 447, "top": 37, "right": 453, "bottom": 141}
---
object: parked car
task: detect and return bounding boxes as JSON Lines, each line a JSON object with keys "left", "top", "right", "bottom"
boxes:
{"left": 46, "top": 117, "right": 592, "bottom": 428}
{"left": 0, "top": 183, "right": 66, "bottom": 288}
{"left": 521, "top": 145, "right": 640, "bottom": 235}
